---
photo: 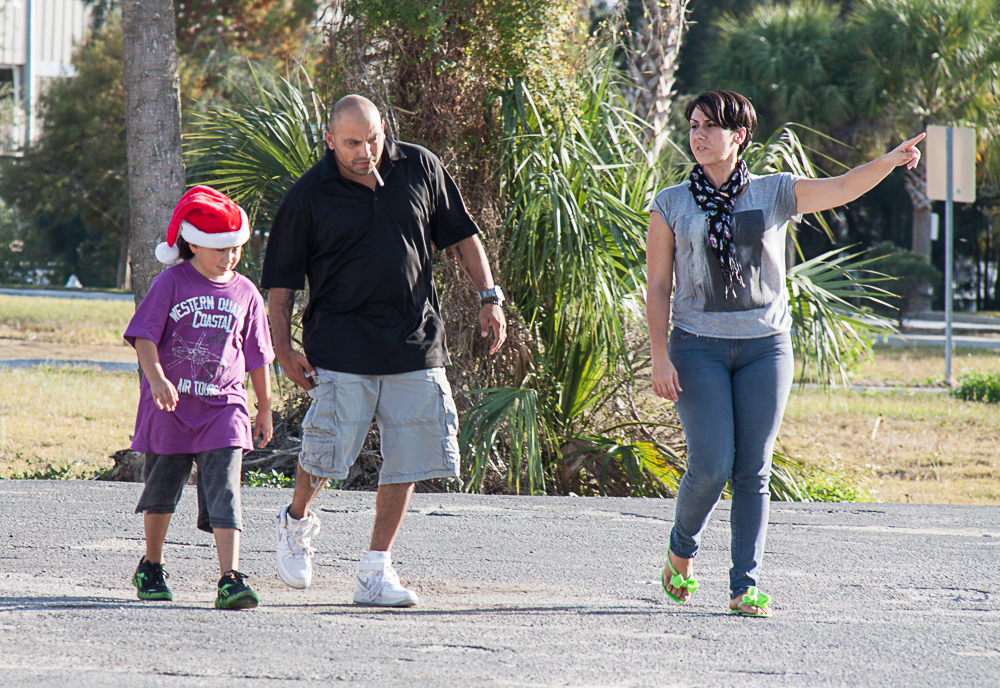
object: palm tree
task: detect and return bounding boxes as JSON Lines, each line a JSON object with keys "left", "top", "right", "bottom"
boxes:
{"left": 851, "top": 0, "right": 1000, "bottom": 260}
{"left": 627, "top": 0, "right": 692, "bottom": 158}
{"left": 699, "top": 0, "right": 852, "bottom": 150}
{"left": 121, "top": 0, "right": 186, "bottom": 303}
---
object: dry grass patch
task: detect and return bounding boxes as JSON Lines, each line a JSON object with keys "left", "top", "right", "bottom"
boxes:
{"left": 0, "top": 294, "right": 134, "bottom": 346}
{"left": 0, "top": 367, "right": 138, "bottom": 477}
{"left": 849, "top": 345, "right": 1000, "bottom": 387}
{"left": 781, "top": 388, "right": 1000, "bottom": 505}
{"left": 780, "top": 345, "right": 1000, "bottom": 504}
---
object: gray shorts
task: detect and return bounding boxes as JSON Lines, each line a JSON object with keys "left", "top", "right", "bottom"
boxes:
{"left": 299, "top": 367, "right": 460, "bottom": 484}
{"left": 134, "top": 447, "right": 243, "bottom": 533}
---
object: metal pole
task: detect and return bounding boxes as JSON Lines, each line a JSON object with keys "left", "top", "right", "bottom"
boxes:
{"left": 24, "top": 0, "right": 32, "bottom": 146}
{"left": 945, "top": 126, "right": 954, "bottom": 384}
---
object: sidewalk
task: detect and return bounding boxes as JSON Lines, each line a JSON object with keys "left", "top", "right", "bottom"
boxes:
{"left": 1, "top": 481, "right": 997, "bottom": 687}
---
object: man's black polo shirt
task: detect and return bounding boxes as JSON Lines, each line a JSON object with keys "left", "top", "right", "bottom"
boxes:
{"left": 260, "top": 139, "right": 479, "bottom": 375}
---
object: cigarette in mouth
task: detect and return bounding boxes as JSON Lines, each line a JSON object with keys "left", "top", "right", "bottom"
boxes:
{"left": 370, "top": 159, "right": 384, "bottom": 187}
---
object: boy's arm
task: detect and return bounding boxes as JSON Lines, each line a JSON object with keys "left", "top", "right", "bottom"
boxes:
{"left": 248, "top": 365, "right": 273, "bottom": 448}
{"left": 134, "top": 337, "right": 179, "bottom": 412}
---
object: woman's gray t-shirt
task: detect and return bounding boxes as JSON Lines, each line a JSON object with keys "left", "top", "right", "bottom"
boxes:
{"left": 651, "top": 172, "right": 800, "bottom": 339}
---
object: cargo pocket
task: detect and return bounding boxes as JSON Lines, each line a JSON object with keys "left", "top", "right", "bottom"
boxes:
{"left": 431, "top": 370, "right": 461, "bottom": 470}
{"left": 299, "top": 378, "right": 339, "bottom": 476}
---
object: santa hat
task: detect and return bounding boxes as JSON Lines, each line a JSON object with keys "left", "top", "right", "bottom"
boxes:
{"left": 155, "top": 185, "right": 250, "bottom": 264}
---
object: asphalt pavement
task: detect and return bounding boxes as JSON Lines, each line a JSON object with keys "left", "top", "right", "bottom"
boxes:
{"left": 1, "top": 481, "right": 997, "bottom": 687}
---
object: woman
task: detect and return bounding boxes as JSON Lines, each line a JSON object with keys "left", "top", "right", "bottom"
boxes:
{"left": 646, "top": 90, "right": 922, "bottom": 617}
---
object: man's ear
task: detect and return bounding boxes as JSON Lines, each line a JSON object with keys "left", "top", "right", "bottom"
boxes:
{"left": 380, "top": 119, "right": 386, "bottom": 135}
{"left": 324, "top": 131, "right": 335, "bottom": 150}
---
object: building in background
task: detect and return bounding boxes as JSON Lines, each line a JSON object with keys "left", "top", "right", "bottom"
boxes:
{"left": 0, "top": 0, "right": 90, "bottom": 155}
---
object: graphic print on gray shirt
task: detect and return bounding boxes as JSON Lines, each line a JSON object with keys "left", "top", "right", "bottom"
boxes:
{"left": 651, "top": 172, "right": 800, "bottom": 339}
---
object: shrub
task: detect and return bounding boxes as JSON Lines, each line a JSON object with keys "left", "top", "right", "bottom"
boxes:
{"left": 242, "top": 469, "right": 294, "bottom": 488}
{"left": 796, "top": 467, "right": 875, "bottom": 503}
{"left": 953, "top": 371, "right": 1000, "bottom": 403}
{"left": 868, "top": 242, "right": 942, "bottom": 325}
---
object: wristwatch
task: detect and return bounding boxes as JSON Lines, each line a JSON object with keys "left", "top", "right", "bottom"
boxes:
{"left": 478, "top": 285, "right": 505, "bottom": 307}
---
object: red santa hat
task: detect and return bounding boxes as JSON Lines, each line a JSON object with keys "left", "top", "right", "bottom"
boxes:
{"left": 155, "top": 185, "right": 251, "bottom": 264}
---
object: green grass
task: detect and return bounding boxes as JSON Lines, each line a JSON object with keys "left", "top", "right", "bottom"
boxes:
{"left": 0, "top": 463, "right": 78, "bottom": 480}
{"left": 0, "top": 294, "right": 134, "bottom": 345}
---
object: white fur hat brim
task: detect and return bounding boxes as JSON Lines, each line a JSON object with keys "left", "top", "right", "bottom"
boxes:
{"left": 180, "top": 207, "right": 251, "bottom": 249}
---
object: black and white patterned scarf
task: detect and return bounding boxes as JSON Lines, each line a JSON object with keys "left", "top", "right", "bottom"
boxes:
{"left": 688, "top": 161, "right": 750, "bottom": 299}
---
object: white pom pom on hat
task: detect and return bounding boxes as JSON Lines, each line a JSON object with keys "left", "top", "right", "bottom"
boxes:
{"left": 156, "top": 185, "right": 250, "bottom": 264}
{"left": 155, "top": 241, "right": 181, "bottom": 264}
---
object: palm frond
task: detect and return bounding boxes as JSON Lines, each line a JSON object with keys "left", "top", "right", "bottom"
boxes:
{"left": 458, "top": 386, "right": 546, "bottom": 495}
{"left": 501, "top": 70, "right": 656, "bottom": 376}
{"left": 564, "top": 435, "right": 683, "bottom": 497}
{"left": 770, "top": 449, "right": 809, "bottom": 501}
{"left": 184, "top": 65, "right": 327, "bottom": 228}
{"left": 787, "top": 247, "right": 896, "bottom": 386}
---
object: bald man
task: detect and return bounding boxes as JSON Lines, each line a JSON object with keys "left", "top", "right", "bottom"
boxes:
{"left": 261, "top": 95, "right": 506, "bottom": 607}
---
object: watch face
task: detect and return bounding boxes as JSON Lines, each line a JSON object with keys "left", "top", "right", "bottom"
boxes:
{"left": 480, "top": 286, "right": 504, "bottom": 301}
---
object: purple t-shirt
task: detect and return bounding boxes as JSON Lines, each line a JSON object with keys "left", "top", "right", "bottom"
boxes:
{"left": 125, "top": 261, "right": 274, "bottom": 454}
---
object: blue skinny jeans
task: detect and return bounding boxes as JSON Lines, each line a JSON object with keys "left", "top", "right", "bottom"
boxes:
{"left": 667, "top": 328, "right": 794, "bottom": 597}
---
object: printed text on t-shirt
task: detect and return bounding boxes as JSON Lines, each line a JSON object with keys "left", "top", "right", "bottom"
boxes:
{"left": 168, "top": 295, "right": 245, "bottom": 335}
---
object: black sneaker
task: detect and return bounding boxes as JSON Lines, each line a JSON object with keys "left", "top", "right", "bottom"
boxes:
{"left": 215, "top": 570, "right": 259, "bottom": 610}
{"left": 132, "top": 557, "right": 173, "bottom": 601}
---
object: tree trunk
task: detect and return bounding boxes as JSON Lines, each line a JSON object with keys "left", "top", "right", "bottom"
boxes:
{"left": 974, "top": 235, "right": 982, "bottom": 311}
{"left": 993, "top": 242, "right": 1000, "bottom": 311}
{"left": 629, "top": 0, "right": 690, "bottom": 159}
{"left": 121, "top": 0, "right": 185, "bottom": 306}
{"left": 904, "top": 166, "right": 932, "bottom": 261}
{"left": 116, "top": 207, "right": 131, "bottom": 291}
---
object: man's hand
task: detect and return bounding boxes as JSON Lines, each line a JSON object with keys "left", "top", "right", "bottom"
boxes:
{"left": 254, "top": 407, "right": 274, "bottom": 448}
{"left": 479, "top": 304, "right": 507, "bottom": 355}
{"left": 276, "top": 347, "right": 317, "bottom": 391}
{"left": 149, "top": 376, "right": 179, "bottom": 412}
{"left": 267, "top": 288, "right": 317, "bottom": 391}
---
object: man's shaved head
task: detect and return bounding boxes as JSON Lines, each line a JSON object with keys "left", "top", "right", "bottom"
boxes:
{"left": 323, "top": 94, "right": 387, "bottom": 186}
{"left": 328, "top": 95, "right": 381, "bottom": 133}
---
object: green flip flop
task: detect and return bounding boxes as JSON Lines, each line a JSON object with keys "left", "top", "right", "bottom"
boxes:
{"left": 661, "top": 553, "right": 699, "bottom": 604}
{"left": 729, "top": 587, "right": 772, "bottom": 617}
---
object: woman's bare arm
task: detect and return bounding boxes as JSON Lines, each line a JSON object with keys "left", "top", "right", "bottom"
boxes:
{"left": 794, "top": 133, "right": 924, "bottom": 215}
{"left": 646, "top": 210, "right": 682, "bottom": 401}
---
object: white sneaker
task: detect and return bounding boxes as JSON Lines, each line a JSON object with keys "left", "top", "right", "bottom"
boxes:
{"left": 275, "top": 504, "right": 320, "bottom": 589}
{"left": 353, "top": 551, "right": 418, "bottom": 607}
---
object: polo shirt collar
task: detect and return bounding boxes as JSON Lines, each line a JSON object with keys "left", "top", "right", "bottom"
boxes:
{"left": 319, "top": 139, "right": 407, "bottom": 182}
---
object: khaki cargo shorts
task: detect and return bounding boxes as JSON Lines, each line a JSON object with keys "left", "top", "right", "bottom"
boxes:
{"left": 299, "top": 367, "right": 461, "bottom": 485}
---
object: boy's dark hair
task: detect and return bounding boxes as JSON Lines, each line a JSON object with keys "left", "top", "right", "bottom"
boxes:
{"left": 684, "top": 90, "right": 758, "bottom": 156}
{"left": 176, "top": 235, "right": 195, "bottom": 261}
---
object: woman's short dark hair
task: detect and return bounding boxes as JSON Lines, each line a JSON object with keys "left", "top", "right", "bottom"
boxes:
{"left": 176, "top": 235, "right": 195, "bottom": 261}
{"left": 684, "top": 90, "right": 757, "bottom": 156}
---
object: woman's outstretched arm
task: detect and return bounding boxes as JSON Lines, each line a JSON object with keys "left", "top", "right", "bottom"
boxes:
{"left": 794, "top": 133, "right": 925, "bottom": 215}
{"left": 646, "top": 210, "right": 682, "bottom": 402}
